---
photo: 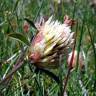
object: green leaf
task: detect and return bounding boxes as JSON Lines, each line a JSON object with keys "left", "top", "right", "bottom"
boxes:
{"left": 24, "top": 18, "right": 37, "bottom": 29}
{"left": 8, "top": 33, "right": 30, "bottom": 46}
{"left": 13, "top": 0, "right": 20, "bottom": 12}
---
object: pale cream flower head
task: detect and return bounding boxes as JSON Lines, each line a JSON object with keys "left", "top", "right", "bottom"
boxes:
{"left": 28, "top": 15, "right": 75, "bottom": 68}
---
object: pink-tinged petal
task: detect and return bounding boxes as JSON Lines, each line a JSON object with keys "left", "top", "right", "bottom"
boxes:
{"left": 32, "top": 32, "right": 44, "bottom": 45}
{"left": 64, "top": 15, "right": 75, "bottom": 26}
{"left": 29, "top": 51, "right": 41, "bottom": 62}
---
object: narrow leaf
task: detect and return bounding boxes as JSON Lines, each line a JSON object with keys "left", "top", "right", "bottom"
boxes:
{"left": 24, "top": 18, "right": 37, "bottom": 29}
{"left": 8, "top": 33, "right": 30, "bottom": 46}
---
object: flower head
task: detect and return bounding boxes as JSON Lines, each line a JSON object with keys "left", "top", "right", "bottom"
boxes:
{"left": 28, "top": 15, "right": 74, "bottom": 68}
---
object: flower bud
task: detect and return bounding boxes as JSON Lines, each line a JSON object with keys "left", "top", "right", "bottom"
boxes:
{"left": 23, "top": 21, "right": 30, "bottom": 33}
{"left": 67, "top": 50, "right": 84, "bottom": 69}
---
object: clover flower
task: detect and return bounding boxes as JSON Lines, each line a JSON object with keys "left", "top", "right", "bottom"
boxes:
{"left": 28, "top": 15, "right": 74, "bottom": 68}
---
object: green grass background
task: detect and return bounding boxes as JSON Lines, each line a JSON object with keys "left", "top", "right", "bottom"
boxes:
{"left": 0, "top": 0, "right": 96, "bottom": 95}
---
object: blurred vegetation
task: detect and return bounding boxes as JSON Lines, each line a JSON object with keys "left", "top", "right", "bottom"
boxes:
{"left": 0, "top": 0, "right": 96, "bottom": 96}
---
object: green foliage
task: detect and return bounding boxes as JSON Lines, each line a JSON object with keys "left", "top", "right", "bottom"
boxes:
{"left": 8, "top": 32, "right": 30, "bottom": 46}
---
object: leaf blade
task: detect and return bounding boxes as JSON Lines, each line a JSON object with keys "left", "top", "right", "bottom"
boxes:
{"left": 8, "top": 33, "right": 30, "bottom": 46}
